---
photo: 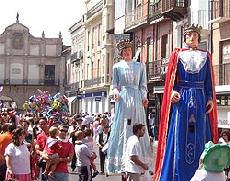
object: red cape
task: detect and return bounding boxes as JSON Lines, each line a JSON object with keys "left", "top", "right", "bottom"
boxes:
{"left": 153, "top": 48, "right": 219, "bottom": 181}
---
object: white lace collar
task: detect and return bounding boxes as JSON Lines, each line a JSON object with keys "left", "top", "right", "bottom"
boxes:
{"left": 179, "top": 50, "right": 207, "bottom": 73}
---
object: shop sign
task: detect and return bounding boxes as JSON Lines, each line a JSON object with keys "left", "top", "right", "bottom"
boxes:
{"left": 222, "top": 42, "right": 230, "bottom": 64}
{"left": 95, "top": 97, "right": 102, "bottom": 101}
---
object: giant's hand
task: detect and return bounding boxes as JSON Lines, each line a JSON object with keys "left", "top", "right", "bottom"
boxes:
{"left": 171, "top": 91, "right": 181, "bottom": 103}
{"left": 113, "top": 89, "right": 120, "bottom": 101}
{"left": 206, "top": 100, "right": 213, "bottom": 114}
{"left": 114, "top": 92, "right": 120, "bottom": 101}
{"left": 142, "top": 99, "right": 149, "bottom": 108}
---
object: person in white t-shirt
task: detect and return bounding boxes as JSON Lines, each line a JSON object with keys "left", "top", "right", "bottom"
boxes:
{"left": 4, "top": 127, "right": 32, "bottom": 181}
{"left": 125, "top": 124, "right": 149, "bottom": 181}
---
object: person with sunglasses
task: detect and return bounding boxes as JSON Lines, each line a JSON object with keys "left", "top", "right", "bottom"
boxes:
{"left": 51, "top": 125, "right": 74, "bottom": 181}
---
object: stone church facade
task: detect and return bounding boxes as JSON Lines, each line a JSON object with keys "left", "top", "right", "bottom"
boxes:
{"left": 0, "top": 18, "right": 65, "bottom": 110}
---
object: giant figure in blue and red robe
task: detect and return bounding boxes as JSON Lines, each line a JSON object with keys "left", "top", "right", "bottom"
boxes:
{"left": 154, "top": 24, "right": 219, "bottom": 181}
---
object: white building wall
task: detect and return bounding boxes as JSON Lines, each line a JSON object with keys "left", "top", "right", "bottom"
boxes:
{"left": 190, "top": 0, "right": 209, "bottom": 29}
{"left": 114, "top": 0, "right": 126, "bottom": 33}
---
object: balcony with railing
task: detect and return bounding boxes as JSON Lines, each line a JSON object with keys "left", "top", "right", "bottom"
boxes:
{"left": 161, "top": 0, "right": 188, "bottom": 21}
{"left": 191, "top": 10, "right": 209, "bottom": 30}
{"left": 84, "top": 76, "right": 104, "bottom": 88}
{"left": 86, "top": 0, "right": 103, "bottom": 20}
{"left": 147, "top": 58, "right": 169, "bottom": 81}
{"left": 214, "top": 63, "right": 230, "bottom": 85}
{"left": 210, "top": 0, "right": 230, "bottom": 23}
{"left": 0, "top": 78, "right": 59, "bottom": 86}
{"left": 70, "top": 51, "right": 83, "bottom": 64}
{"left": 125, "top": 2, "right": 149, "bottom": 30}
{"left": 66, "top": 82, "right": 79, "bottom": 90}
{"left": 149, "top": 1, "right": 162, "bottom": 22}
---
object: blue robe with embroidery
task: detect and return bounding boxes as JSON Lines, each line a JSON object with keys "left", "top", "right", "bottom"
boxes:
{"left": 160, "top": 50, "right": 213, "bottom": 181}
{"left": 106, "top": 60, "right": 152, "bottom": 174}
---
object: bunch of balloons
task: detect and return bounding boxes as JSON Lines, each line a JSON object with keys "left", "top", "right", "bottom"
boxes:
{"left": 22, "top": 89, "right": 69, "bottom": 119}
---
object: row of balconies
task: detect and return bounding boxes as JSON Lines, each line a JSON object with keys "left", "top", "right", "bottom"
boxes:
{"left": 126, "top": 0, "right": 188, "bottom": 30}
{"left": 126, "top": 0, "right": 230, "bottom": 30}
{"left": 86, "top": 0, "right": 103, "bottom": 20}
{"left": 0, "top": 78, "right": 58, "bottom": 86}
{"left": 70, "top": 51, "right": 83, "bottom": 63}
{"left": 147, "top": 58, "right": 169, "bottom": 82}
{"left": 211, "top": 0, "right": 230, "bottom": 23}
{"left": 65, "top": 74, "right": 111, "bottom": 91}
{"left": 65, "top": 62, "right": 230, "bottom": 90}
{"left": 146, "top": 59, "right": 230, "bottom": 86}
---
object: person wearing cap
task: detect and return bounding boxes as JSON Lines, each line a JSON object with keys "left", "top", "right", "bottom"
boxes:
{"left": 191, "top": 141, "right": 230, "bottom": 181}
{"left": 154, "top": 24, "right": 218, "bottom": 181}
{"left": 106, "top": 39, "right": 152, "bottom": 175}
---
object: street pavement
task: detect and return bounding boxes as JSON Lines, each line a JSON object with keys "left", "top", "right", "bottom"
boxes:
{"left": 69, "top": 140, "right": 158, "bottom": 181}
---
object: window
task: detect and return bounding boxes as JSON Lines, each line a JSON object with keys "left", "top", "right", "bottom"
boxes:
{"left": 161, "top": 34, "right": 169, "bottom": 59}
{"left": 92, "top": 27, "right": 95, "bottom": 48}
{"left": 98, "top": 24, "right": 101, "bottom": 46}
{"left": 87, "top": 64, "right": 89, "bottom": 80}
{"left": 87, "top": 31, "right": 90, "bottom": 51}
{"left": 91, "top": 62, "right": 94, "bottom": 79}
{"left": 136, "top": 0, "right": 142, "bottom": 18}
{"left": 222, "top": 41, "right": 230, "bottom": 64}
{"left": 44, "top": 65, "right": 55, "bottom": 85}
{"left": 97, "top": 59, "right": 100, "bottom": 77}
{"left": 106, "top": 53, "right": 110, "bottom": 74}
{"left": 147, "top": 37, "right": 153, "bottom": 63}
{"left": 12, "top": 33, "right": 24, "bottom": 49}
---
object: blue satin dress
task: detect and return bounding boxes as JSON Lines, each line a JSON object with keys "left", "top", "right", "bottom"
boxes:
{"left": 106, "top": 60, "right": 152, "bottom": 174}
{"left": 160, "top": 50, "right": 213, "bottom": 181}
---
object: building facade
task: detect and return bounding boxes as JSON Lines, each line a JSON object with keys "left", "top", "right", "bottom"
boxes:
{"left": 210, "top": 0, "right": 230, "bottom": 130}
{"left": 67, "top": 19, "right": 85, "bottom": 114}
{"left": 0, "top": 18, "right": 64, "bottom": 110}
{"left": 80, "top": 0, "right": 114, "bottom": 114}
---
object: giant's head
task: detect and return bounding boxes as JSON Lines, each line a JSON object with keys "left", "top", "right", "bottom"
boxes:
{"left": 184, "top": 24, "right": 202, "bottom": 48}
{"left": 116, "top": 40, "right": 133, "bottom": 60}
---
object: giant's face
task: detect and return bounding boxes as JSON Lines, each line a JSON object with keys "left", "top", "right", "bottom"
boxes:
{"left": 121, "top": 47, "right": 132, "bottom": 60}
{"left": 185, "top": 31, "right": 199, "bottom": 48}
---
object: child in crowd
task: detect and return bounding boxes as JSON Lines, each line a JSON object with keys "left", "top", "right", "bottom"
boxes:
{"left": 75, "top": 130, "right": 96, "bottom": 181}
{"left": 83, "top": 128, "right": 99, "bottom": 178}
{"left": 42, "top": 126, "right": 62, "bottom": 179}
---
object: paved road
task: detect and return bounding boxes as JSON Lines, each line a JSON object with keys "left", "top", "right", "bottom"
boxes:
{"left": 69, "top": 171, "right": 121, "bottom": 181}
{"left": 69, "top": 141, "right": 158, "bottom": 181}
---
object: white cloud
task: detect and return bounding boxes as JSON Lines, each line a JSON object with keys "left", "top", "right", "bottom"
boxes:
{"left": 0, "top": 0, "right": 85, "bottom": 45}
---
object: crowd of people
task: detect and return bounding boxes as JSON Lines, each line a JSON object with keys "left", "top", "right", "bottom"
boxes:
{"left": 0, "top": 110, "right": 115, "bottom": 181}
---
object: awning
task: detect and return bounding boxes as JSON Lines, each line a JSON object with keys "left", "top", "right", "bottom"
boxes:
{"left": 67, "top": 96, "right": 77, "bottom": 104}
{"left": 218, "top": 124, "right": 230, "bottom": 129}
{"left": 216, "top": 85, "right": 230, "bottom": 94}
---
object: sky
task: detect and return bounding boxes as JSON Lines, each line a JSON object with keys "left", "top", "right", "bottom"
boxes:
{"left": 0, "top": 0, "right": 85, "bottom": 45}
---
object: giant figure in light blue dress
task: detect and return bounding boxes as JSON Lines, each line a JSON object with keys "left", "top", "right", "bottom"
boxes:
{"left": 106, "top": 41, "right": 152, "bottom": 174}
